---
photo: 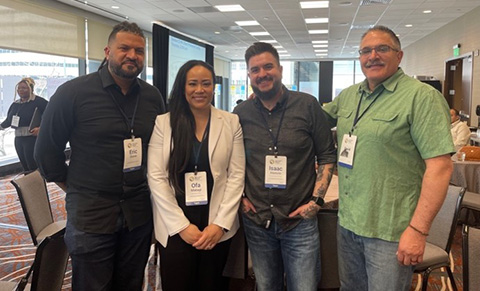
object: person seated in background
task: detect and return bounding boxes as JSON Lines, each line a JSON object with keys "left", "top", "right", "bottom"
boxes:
{"left": 0, "top": 77, "right": 48, "bottom": 173}
{"left": 450, "top": 108, "right": 471, "bottom": 150}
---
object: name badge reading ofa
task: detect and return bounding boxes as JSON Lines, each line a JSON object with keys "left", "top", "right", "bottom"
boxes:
{"left": 11, "top": 115, "right": 20, "bottom": 128}
{"left": 185, "top": 171, "right": 208, "bottom": 206}
{"left": 338, "top": 134, "right": 357, "bottom": 169}
{"left": 123, "top": 137, "right": 142, "bottom": 172}
{"left": 265, "top": 155, "right": 287, "bottom": 189}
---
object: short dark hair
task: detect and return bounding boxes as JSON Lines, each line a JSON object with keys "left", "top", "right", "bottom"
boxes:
{"left": 245, "top": 42, "right": 280, "bottom": 68}
{"left": 99, "top": 21, "right": 145, "bottom": 70}
{"left": 361, "top": 25, "right": 401, "bottom": 50}
{"left": 108, "top": 21, "right": 145, "bottom": 44}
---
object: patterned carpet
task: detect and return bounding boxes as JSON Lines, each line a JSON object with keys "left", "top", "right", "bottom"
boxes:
{"left": 0, "top": 172, "right": 467, "bottom": 290}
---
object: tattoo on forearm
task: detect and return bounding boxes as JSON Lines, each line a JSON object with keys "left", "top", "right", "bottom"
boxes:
{"left": 316, "top": 165, "right": 325, "bottom": 182}
{"left": 316, "top": 184, "right": 327, "bottom": 198}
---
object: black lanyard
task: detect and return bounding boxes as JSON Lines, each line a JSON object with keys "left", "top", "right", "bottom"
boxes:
{"left": 256, "top": 97, "right": 288, "bottom": 156}
{"left": 108, "top": 88, "right": 140, "bottom": 140}
{"left": 193, "top": 114, "right": 211, "bottom": 174}
{"left": 350, "top": 87, "right": 384, "bottom": 135}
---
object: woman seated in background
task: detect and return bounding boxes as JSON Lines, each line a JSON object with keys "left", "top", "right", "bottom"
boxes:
{"left": 0, "top": 77, "right": 48, "bottom": 173}
{"left": 148, "top": 60, "right": 245, "bottom": 291}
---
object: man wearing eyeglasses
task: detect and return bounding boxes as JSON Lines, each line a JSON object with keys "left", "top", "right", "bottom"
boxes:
{"left": 323, "top": 26, "right": 455, "bottom": 290}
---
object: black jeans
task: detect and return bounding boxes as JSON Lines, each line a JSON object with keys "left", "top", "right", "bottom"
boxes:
{"left": 64, "top": 217, "right": 153, "bottom": 291}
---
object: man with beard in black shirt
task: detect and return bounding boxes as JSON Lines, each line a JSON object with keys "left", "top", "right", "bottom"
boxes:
{"left": 35, "top": 21, "right": 165, "bottom": 291}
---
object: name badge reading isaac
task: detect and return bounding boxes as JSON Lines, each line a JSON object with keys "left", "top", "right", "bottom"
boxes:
{"left": 123, "top": 137, "right": 142, "bottom": 172}
{"left": 265, "top": 155, "right": 287, "bottom": 189}
{"left": 185, "top": 172, "right": 208, "bottom": 206}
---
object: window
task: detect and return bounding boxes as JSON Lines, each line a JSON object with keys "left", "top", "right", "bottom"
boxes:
{"left": 0, "top": 49, "right": 79, "bottom": 166}
{"left": 332, "top": 60, "right": 355, "bottom": 100}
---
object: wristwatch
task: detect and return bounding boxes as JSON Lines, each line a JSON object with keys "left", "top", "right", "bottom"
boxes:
{"left": 310, "top": 196, "right": 325, "bottom": 207}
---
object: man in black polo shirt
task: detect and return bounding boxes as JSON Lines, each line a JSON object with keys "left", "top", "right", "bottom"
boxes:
{"left": 34, "top": 22, "right": 165, "bottom": 290}
{"left": 234, "top": 42, "right": 336, "bottom": 291}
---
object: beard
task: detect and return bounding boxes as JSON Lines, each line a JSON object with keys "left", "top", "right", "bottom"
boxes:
{"left": 108, "top": 59, "right": 143, "bottom": 80}
{"left": 251, "top": 77, "right": 282, "bottom": 101}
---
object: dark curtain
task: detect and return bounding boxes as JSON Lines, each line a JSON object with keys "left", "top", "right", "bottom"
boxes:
{"left": 206, "top": 44, "right": 214, "bottom": 67}
{"left": 152, "top": 23, "right": 169, "bottom": 106}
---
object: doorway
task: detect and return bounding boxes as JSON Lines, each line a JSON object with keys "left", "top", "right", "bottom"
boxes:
{"left": 444, "top": 53, "right": 474, "bottom": 125}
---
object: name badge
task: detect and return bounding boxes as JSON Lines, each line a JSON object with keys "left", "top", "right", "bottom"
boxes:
{"left": 11, "top": 115, "right": 20, "bottom": 128}
{"left": 185, "top": 171, "right": 208, "bottom": 206}
{"left": 265, "top": 155, "right": 287, "bottom": 189}
{"left": 338, "top": 134, "right": 357, "bottom": 169}
{"left": 123, "top": 137, "right": 142, "bottom": 172}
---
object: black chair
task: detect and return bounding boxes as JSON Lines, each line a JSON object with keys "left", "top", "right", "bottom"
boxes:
{"left": 461, "top": 191, "right": 480, "bottom": 226}
{"left": 0, "top": 229, "right": 69, "bottom": 291}
{"left": 317, "top": 208, "right": 340, "bottom": 290}
{"left": 414, "top": 185, "right": 465, "bottom": 291}
{"left": 11, "top": 170, "right": 66, "bottom": 245}
{"left": 462, "top": 225, "right": 480, "bottom": 291}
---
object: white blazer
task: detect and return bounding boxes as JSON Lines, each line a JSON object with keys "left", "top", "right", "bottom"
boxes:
{"left": 147, "top": 106, "right": 246, "bottom": 247}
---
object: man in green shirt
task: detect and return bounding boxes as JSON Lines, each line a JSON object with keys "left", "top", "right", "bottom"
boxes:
{"left": 323, "top": 25, "right": 455, "bottom": 290}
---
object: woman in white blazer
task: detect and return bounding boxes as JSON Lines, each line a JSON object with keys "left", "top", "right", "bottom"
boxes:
{"left": 147, "top": 60, "right": 245, "bottom": 291}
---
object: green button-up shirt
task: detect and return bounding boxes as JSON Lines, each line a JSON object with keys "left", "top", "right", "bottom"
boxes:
{"left": 323, "top": 68, "right": 455, "bottom": 242}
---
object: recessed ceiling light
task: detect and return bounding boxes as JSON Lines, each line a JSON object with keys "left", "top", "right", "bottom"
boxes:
{"left": 279, "top": 54, "right": 291, "bottom": 57}
{"left": 258, "top": 39, "right": 277, "bottom": 43}
{"left": 405, "top": 24, "right": 413, "bottom": 27}
{"left": 235, "top": 20, "right": 259, "bottom": 26}
{"left": 214, "top": 31, "right": 221, "bottom": 34}
{"left": 300, "top": 1, "right": 329, "bottom": 9}
{"left": 305, "top": 18, "right": 329, "bottom": 24}
{"left": 111, "top": 5, "right": 119, "bottom": 9}
{"left": 215, "top": 5, "right": 245, "bottom": 12}
{"left": 250, "top": 31, "right": 270, "bottom": 36}
{"left": 309, "top": 29, "right": 328, "bottom": 34}
{"left": 273, "top": 45, "right": 283, "bottom": 49}
{"left": 313, "top": 44, "right": 328, "bottom": 48}
{"left": 423, "top": 10, "right": 432, "bottom": 14}
{"left": 316, "top": 53, "right": 328, "bottom": 56}
{"left": 277, "top": 50, "right": 288, "bottom": 53}
{"left": 315, "top": 49, "right": 328, "bottom": 52}
{"left": 312, "top": 40, "right": 328, "bottom": 44}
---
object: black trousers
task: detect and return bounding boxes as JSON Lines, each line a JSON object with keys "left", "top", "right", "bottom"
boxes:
{"left": 159, "top": 234, "right": 231, "bottom": 291}
{"left": 14, "top": 136, "right": 37, "bottom": 173}
{"left": 64, "top": 218, "right": 153, "bottom": 291}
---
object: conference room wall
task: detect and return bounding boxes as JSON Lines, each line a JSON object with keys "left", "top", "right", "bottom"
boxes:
{"left": 401, "top": 5, "right": 480, "bottom": 127}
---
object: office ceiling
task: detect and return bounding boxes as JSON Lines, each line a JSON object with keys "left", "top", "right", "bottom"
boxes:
{"left": 57, "top": 0, "right": 480, "bottom": 61}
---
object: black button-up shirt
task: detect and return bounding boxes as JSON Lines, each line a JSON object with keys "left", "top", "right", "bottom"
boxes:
{"left": 35, "top": 66, "right": 165, "bottom": 233}
{"left": 234, "top": 86, "right": 336, "bottom": 231}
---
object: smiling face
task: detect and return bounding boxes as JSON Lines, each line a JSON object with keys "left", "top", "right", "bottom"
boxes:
{"left": 247, "top": 52, "right": 283, "bottom": 102}
{"left": 360, "top": 30, "right": 403, "bottom": 91}
{"left": 184, "top": 65, "right": 214, "bottom": 113}
{"left": 104, "top": 31, "right": 145, "bottom": 80}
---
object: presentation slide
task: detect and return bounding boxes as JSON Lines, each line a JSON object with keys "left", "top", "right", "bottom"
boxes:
{"left": 168, "top": 35, "right": 205, "bottom": 97}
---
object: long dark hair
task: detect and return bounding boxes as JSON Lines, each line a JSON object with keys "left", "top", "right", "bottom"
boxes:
{"left": 168, "top": 60, "right": 216, "bottom": 194}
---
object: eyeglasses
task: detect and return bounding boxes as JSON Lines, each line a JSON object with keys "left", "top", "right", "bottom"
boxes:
{"left": 358, "top": 45, "right": 399, "bottom": 56}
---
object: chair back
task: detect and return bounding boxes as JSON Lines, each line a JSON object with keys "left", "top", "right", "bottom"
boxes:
{"left": 317, "top": 209, "right": 340, "bottom": 289}
{"left": 462, "top": 225, "right": 480, "bottom": 291}
{"left": 11, "top": 170, "right": 53, "bottom": 245}
{"left": 31, "top": 229, "right": 69, "bottom": 291}
{"left": 427, "top": 185, "right": 465, "bottom": 253}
